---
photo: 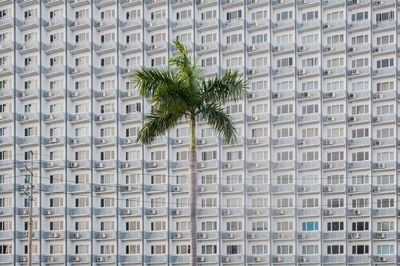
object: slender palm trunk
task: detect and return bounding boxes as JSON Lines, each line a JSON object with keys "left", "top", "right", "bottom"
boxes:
{"left": 189, "top": 116, "right": 197, "bottom": 266}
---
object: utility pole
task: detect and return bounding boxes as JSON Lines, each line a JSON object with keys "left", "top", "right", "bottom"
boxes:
{"left": 24, "top": 151, "right": 34, "bottom": 266}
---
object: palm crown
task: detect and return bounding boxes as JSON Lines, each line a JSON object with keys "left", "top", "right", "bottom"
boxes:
{"left": 132, "top": 39, "right": 246, "bottom": 147}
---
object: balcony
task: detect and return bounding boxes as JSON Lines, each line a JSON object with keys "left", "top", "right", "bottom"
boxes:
{"left": 18, "top": 66, "right": 40, "bottom": 78}
{"left": 70, "top": 66, "right": 91, "bottom": 77}
{"left": 18, "top": 18, "right": 40, "bottom": 30}
{"left": 70, "top": 18, "right": 91, "bottom": 31}
{"left": 347, "top": 20, "right": 370, "bottom": 32}
{"left": 18, "top": 112, "right": 40, "bottom": 123}
{"left": 95, "top": 19, "right": 117, "bottom": 31}
{"left": 43, "top": 42, "right": 65, "bottom": 54}
{"left": 95, "top": 66, "right": 117, "bottom": 78}
{"left": 298, "top": 161, "right": 320, "bottom": 171}
{"left": 297, "top": 114, "right": 320, "bottom": 124}
{"left": 247, "top": 19, "right": 269, "bottom": 32}
{"left": 222, "top": 19, "right": 244, "bottom": 31}
{"left": 44, "top": 18, "right": 64, "bottom": 31}
{"left": 95, "top": 42, "right": 117, "bottom": 55}
{"left": 297, "top": 208, "right": 320, "bottom": 217}
{"left": 297, "top": 67, "right": 321, "bottom": 79}
{"left": 197, "top": 19, "right": 218, "bottom": 32}
{"left": 297, "top": 19, "right": 320, "bottom": 32}
{"left": 45, "top": 66, "right": 65, "bottom": 78}
{"left": 373, "top": 208, "right": 396, "bottom": 217}
{"left": 95, "top": 0, "right": 116, "bottom": 8}
{"left": 323, "top": 114, "right": 346, "bottom": 124}
{"left": 272, "top": 114, "right": 295, "bottom": 124}
{"left": 272, "top": 20, "right": 295, "bottom": 32}
{"left": 121, "top": 18, "right": 142, "bottom": 31}
{"left": 146, "top": 19, "right": 168, "bottom": 31}
{"left": 196, "top": 0, "right": 218, "bottom": 8}
{"left": 272, "top": 184, "right": 295, "bottom": 194}
{"left": 172, "top": 19, "right": 193, "bottom": 31}
{"left": 0, "top": 18, "right": 13, "bottom": 30}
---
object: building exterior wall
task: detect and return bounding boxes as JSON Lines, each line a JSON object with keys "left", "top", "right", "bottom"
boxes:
{"left": 0, "top": 0, "right": 399, "bottom": 265}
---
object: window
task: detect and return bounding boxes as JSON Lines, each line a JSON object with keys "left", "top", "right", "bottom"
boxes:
{"left": 302, "top": 104, "right": 318, "bottom": 115}
{"left": 302, "top": 127, "right": 318, "bottom": 138}
{"left": 201, "top": 245, "right": 217, "bottom": 254}
{"left": 251, "top": 174, "right": 268, "bottom": 184}
{"left": 226, "top": 33, "right": 242, "bottom": 44}
{"left": 276, "top": 10, "right": 293, "bottom": 21}
{"left": 327, "top": 104, "right": 344, "bottom": 114}
{"left": 376, "top": 104, "right": 394, "bottom": 115}
{"left": 277, "top": 104, "right": 293, "bottom": 114}
{"left": 302, "top": 245, "right": 319, "bottom": 254}
{"left": 327, "top": 151, "right": 344, "bottom": 161}
{"left": 302, "top": 151, "right": 319, "bottom": 162}
{"left": 351, "top": 58, "right": 368, "bottom": 68}
{"left": 327, "top": 81, "right": 344, "bottom": 91}
{"left": 351, "top": 151, "right": 369, "bottom": 161}
{"left": 251, "top": 10, "right": 267, "bottom": 20}
{"left": 151, "top": 245, "right": 166, "bottom": 255}
{"left": 252, "top": 221, "right": 268, "bottom": 231}
{"left": 377, "top": 81, "right": 394, "bottom": 91}
{"left": 377, "top": 245, "right": 394, "bottom": 255}
{"left": 302, "top": 34, "right": 318, "bottom": 44}
{"left": 201, "top": 221, "right": 217, "bottom": 231}
{"left": 352, "top": 245, "right": 369, "bottom": 255}
{"left": 201, "top": 10, "right": 216, "bottom": 21}
{"left": 201, "top": 198, "right": 217, "bottom": 208}
{"left": 377, "top": 175, "right": 394, "bottom": 185}
{"left": 277, "top": 151, "right": 293, "bottom": 161}
{"left": 277, "top": 198, "right": 293, "bottom": 208}
{"left": 352, "top": 81, "right": 369, "bottom": 91}
{"left": 277, "top": 175, "right": 293, "bottom": 184}
{"left": 150, "top": 221, "right": 166, "bottom": 231}
{"left": 377, "top": 34, "right": 394, "bottom": 45}
{"left": 377, "top": 198, "right": 394, "bottom": 208}
{"left": 351, "top": 11, "right": 368, "bottom": 22}
{"left": 126, "top": 221, "right": 140, "bottom": 231}
{"left": 327, "top": 198, "right": 344, "bottom": 208}
{"left": 201, "top": 174, "right": 217, "bottom": 184}
{"left": 302, "top": 221, "right": 318, "bottom": 231}
{"left": 252, "top": 245, "right": 268, "bottom": 254}
{"left": 352, "top": 198, "right": 369, "bottom": 208}
{"left": 301, "top": 80, "right": 318, "bottom": 91}
{"left": 302, "top": 10, "right": 318, "bottom": 21}
{"left": 252, "top": 33, "right": 268, "bottom": 44}
{"left": 377, "top": 151, "right": 394, "bottom": 161}
{"left": 176, "top": 9, "right": 191, "bottom": 20}
{"left": 227, "top": 221, "right": 242, "bottom": 231}
{"left": 277, "top": 34, "right": 293, "bottom": 45}
{"left": 302, "top": 198, "right": 319, "bottom": 208}
{"left": 277, "top": 221, "right": 293, "bottom": 231}
{"left": 327, "top": 221, "right": 344, "bottom": 231}
{"left": 327, "top": 58, "right": 344, "bottom": 68}
{"left": 351, "top": 175, "right": 369, "bottom": 185}
{"left": 126, "top": 245, "right": 140, "bottom": 254}
{"left": 201, "top": 151, "right": 217, "bottom": 161}
{"left": 276, "top": 80, "right": 293, "bottom": 91}
{"left": 277, "top": 245, "right": 293, "bottom": 254}
{"left": 351, "top": 105, "right": 369, "bottom": 115}
{"left": 327, "top": 34, "right": 344, "bottom": 44}
{"left": 327, "top": 245, "right": 344, "bottom": 254}
{"left": 377, "top": 58, "right": 394, "bottom": 68}
{"left": 226, "top": 10, "right": 242, "bottom": 20}
{"left": 377, "top": 221, "right": 394, "bottom": 231}
{"left": 327, "top": 11, "right": 343, "bottom": 21}
{"left": 277, "top": 128, "right": 293, "bottom": 138}
{"left": 176, "top": 245, "right": 190, "bottom": 255}
{"left": 376, "top": 11, "right": 394, "bottom": 23}
{"left": 302, "top": 57, "right": 318, "bottom": 67}
{"left": 277, "top": 57, "right": 293, "bottom": 68}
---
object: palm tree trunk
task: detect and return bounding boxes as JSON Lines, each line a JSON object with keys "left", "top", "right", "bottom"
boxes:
{"left": 189, "top": 116, "right": 197, "bottom": 266}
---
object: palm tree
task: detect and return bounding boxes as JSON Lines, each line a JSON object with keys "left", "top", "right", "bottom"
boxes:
{"left": 132, "top": 39, "right": 246, "bottom": 266}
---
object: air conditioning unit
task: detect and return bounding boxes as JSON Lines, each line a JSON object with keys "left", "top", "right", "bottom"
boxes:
{"left": 251, "top": 22, "right": 258, "bottom": 27}
{"left": 377, "top": 163, "right": 385, "bottom": 169}
{"left": 352, "top": 69, "right": 360, "bottom": 75}
{"left": 376, "top": 232, "right": 385, "bottom": 239}
{"left": 224, "top": 163, "right": 232, "bottom": 169}
{"left": 51, "top": 232, "right": 58, "bottom": 238}
{"left": 251, "top": 0, "right": 258, "bottom": 3}
{"left": 124, "top": 185, "right": 132, "bottom": 192}
{"left": 20, "top": 209, "right": 28, "bottom": 215}
{"left": 70, "top": 68, "right": 78, "bottom": 74}
{"left": 175, "top": 139, "right": 183, "bottom": 144}
{"left": 148, "top": 209, "right": 156, "bottom": 215}
{"left": 124, "top": 139, "right": 132, "bottom": 145}
{"left": 20, "top": 184, "right": 29, "bottom": 192}
{"left": 197, "top": 186, "right": 205, "bottom": 192}
{"left": 248, "top": 233, "right": 256, "bottom": 239}
{"left": 173, "top": 209, "right": 180, "bottom": 215}
{"left": 47, "top": 114, "right": 54, "bottom": 121}
{"left": 298, "top": 257, "right": 307, "bottom": 263}
{"left": 273, "top": 46, "right": 280, "bottom": 52}
{"left": 21, "top": 115, "right": 28, "bottom": 121}
{"left": 373, "top": 116, "right": 380, "bottom": 123}
{"left": 46, "top": 91, "right": 53, "bottom": 97}
{"left": 96, "top": 186, "right": 105, "bottom": 192}
{"left": 326, "top": 92, "right": 335, "bottom": 98}
{"left": 124, "top": 209, "right": 131, "bottom": 215}
{"left": 349, "top": 187, "right": 356, "bottom": 193}
{"left": 298, "top": 46, "right": 305, "bottom": 52}
{"left": 99, "top": 91, "right": 106, "bottom": 97}
{"left": 197, "top": 257, "right": 205, "bottom": 262}
{"left": 200, "top": 45, "right": 206, "bottom": 50}
{"left": 325, "top": 209, "right": 333, "bottom": 215}
{"left": 223, "top": 210, "right": 231, "bottom": 216}
{"left": 375, "top": 140, "right": 381, "bottom": 146}
{"left": 248, "top": 92, "right": 256, "bottom": 99}
{"left": 298, "top": 233, "right": 305, "bottom": 239}
{"left": 375, "top": 0, "right": 382, "bottom": 5}
{"left": 298, "top": 140, "right": 304, "bottom": 145}
{"left": 348, "top": 47, "right": 354, "bottom": 53}
{"left": 99, "top": 139, "right": 106, "bottom": 145}
{"left": 45, "top": 209, "right": 52, "bottom": 215}
{"left": 251, "top": 138, "right": 260, "bottom": 145}
{"left": 225, "top": 186, "right": 233, "bottom": 192}
{"left": 19, "top": 257, "right": 27, "bottom": 262}
{"left": 96, "top": 115, "right": 103, "bottom": 121}
{"left": 325, "top": 139, "right": 333, "bottom": 145}
{"left": 149, "top": 162, "right": 157, "bottom": 168}
{"left": 374, "top": 47, "right": 381, "bottom": 53}
{"left": 174, "top": 233, "right": 182, "bottom": 239}
{"left": 124, "top": 91, "right": 132, "bottom": 97}
{"left": 121, "top": 162, "right": 129, "bottom": 168}
{"left": 199, "top": 233, "right": 207, "bottom": 239}
{"left": 353, "top": 209, "right": 361, "bottom": 215}
{"left": 325, "top": 163, "right": 333, "bottom": 169}
{"left": 323, "top": 186, "right": 332, "bottom": 192}
{"left": 251, "top": 115, "right": 258, "bottom": 121}
{"left": 324, "top": 24, "right": 330, "bottom": 29}
{"left": 72, "top": 91, "right": 79, "bottom": 97}
{"left": 96, "top": 257, "right": 104, "bottom": 262}
{"left": 222, "top": 257, "right": 230, "bottom": 263}
{"left": 49, "top": 137, "right": 57, "bottom": 143}
{"left": 197, "top": 139, "right": 207, "bottom": 145}
{"left": 348, "top": 116, "right": 356, "bottom": 122}
{"left": 351, "top": 232, "right": 360, "bottom": 239}
{"left": 253, "top": 257, "right": 261, "bottom": 262}
{"left": 276, "top": 209, "right": 285, "bottom": 215}
{"left": 378, "top": 256, "right": 387, "bottom": 262}
{"left": 96, "top": 162, "right": 104, "bottom": 168}
{"left": 151, "top": 44, "right": 157, "bottom": 50}
{"left": 251, "top": 162, "right": 260, "bottom": 168}
{"left": 173, "top": 186, "right": 181, "bottom": 192}
{"left": 299, "top": 186, "right": 306, "bottom": 192}
{"left": 273, "top": 257, "right": 282, "bottom": 262}
{"left": 47, "top": 162, "right": 55, "bottom": 168}
{"left": 70, "top": 162, "right": 78, "bottom": 168}
{"left": 376, "top": 93, "right": 383, "bottom": 100}
{"left": 252, "top": 209, "right": 260, "bottom": 215}
{"left": 73, "top": 232, "right": 81, "bottom": 239}
{"left": 327, "top": 116, "right": 335, "bottom": 122}
{"left": 99, "top": 232, "right": 107, "bottom": 239}
{"left": 352, "top": 0, "right": 360, "bottom": 4}
{"left": 373, "top": 186, "right": 380, "bottom": 193}
{"left": 324, "top": 70, "right": 331, "bottom": 76}
{"left": 299, "top": 69, "right": 307, "bottom": 76}
{"left": 249, "top": 45, "right": 256, "bottom": 52}
{"left": 227, "top": 233, "right": 234, "bottom": 239}
{"left": 247, "top": 69, "right": 255, "bottom": 75}
{"left": 72, "top": 256, "right": 80, "bottom": 262}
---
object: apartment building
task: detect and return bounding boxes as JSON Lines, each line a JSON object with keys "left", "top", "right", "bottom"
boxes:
{"left": 0, "top": 0, "right": 399, "bottom": 265}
